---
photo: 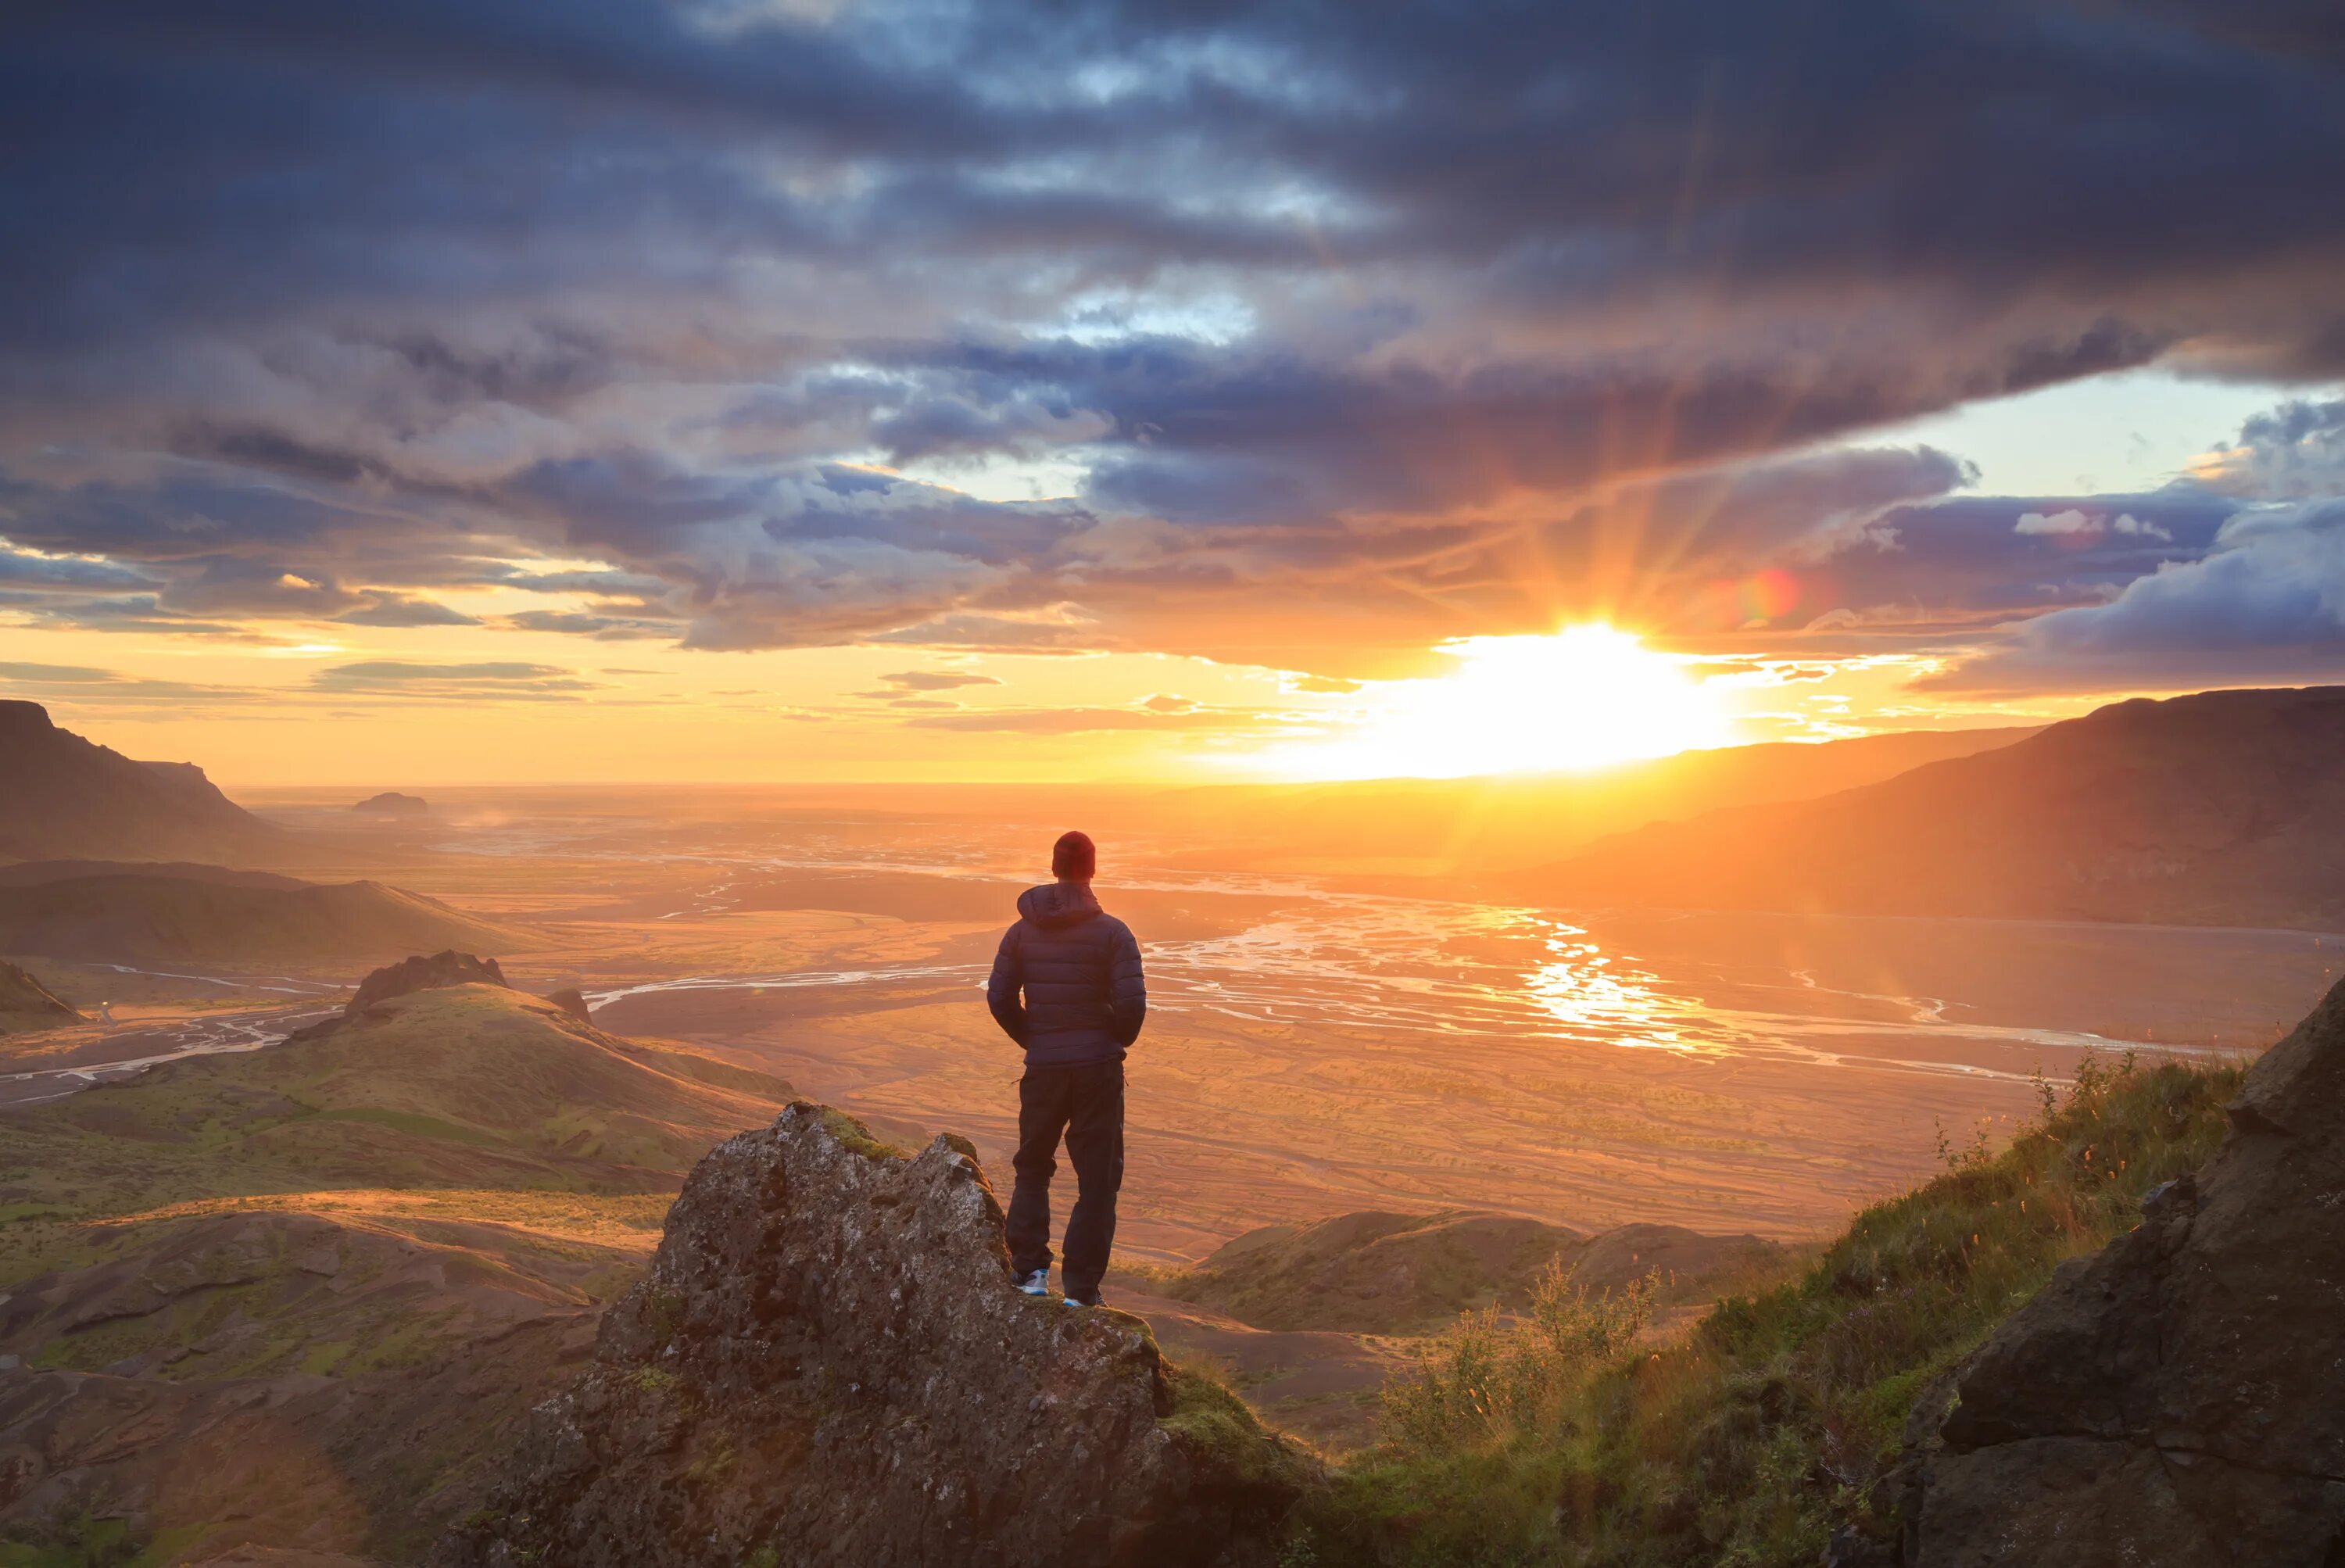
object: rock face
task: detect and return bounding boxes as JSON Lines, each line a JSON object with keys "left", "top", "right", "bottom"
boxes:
{"left": 0, "top": 700, "right": 277, "bottom": 863}
{"left": 346, "top": 950, "right": 508, "bottom": 1016}
{"left": 1902, "top": 973, "right": 2345, "bottom": 1566}
{"left": 545, "top": 986, "right": 592, "bottom": 1022}
{"left": 438, "top": 1104, "right": 1315, "bottom": 1568}
{"left": 0, "top": 958, "right": 79, "bottom": 1027}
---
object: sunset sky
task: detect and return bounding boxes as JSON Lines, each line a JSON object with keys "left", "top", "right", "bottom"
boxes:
{"left": 4, "top": 2, "right": 2343, "bottom": 783}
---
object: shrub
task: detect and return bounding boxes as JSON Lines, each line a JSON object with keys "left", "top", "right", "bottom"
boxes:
{"left": 1305, "top": 1051, "right": 2242, "bottom": 1567}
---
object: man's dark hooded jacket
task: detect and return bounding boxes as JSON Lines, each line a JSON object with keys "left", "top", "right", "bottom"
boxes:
{"left": 987, "top": 882, "right": 1145, "bottom": 1066}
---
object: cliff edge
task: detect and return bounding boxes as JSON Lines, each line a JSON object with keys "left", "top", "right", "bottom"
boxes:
{"left": 1888, "top": 972, "right": 2345, "bottom": 1566}
{"left": 437, "top": 1103, "right": 1316, "bottom": 1568}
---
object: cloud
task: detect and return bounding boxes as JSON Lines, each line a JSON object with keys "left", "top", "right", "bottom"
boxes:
{"left": 2013, "top": 509, "right": 2171, "bottom": 542}
{"left": 311, "top": 660, "right": 607, "bottom": 700}
{"left": 2193, "top": 397, "right": 2345, "bottom": 500}
{"left": 903, "top": 703, "right": 1289, "bottom": 733}
{"left": 1926, "top": 499, "right": 2345, "bottom": 691}
{"left": 0, "top": 0, "right": 2340, "bottom": 693}
{"left": 875, "top": 670, "right": 1001, "bottom": 692}
{"left": 334, "top": 592, "right": 481, "bottom": 627}
{"left": 502, "top": 610, "right": 676, "bottom": 639}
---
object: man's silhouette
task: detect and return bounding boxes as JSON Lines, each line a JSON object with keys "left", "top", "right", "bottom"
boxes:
{"left": 987, "top": 829, "right": 1145, "bottom": 1307}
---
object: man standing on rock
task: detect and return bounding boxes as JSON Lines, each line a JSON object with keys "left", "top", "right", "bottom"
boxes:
{"left": 987, "top": 829, "right": 1146, "bottom": 1308}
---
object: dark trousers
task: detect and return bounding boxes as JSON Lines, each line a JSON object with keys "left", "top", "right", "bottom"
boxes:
{"left": 1006, "top": 1061, "right": 1124, "bottom": 1298}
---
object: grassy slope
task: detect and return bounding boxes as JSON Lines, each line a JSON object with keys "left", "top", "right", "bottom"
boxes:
{"left": 0, "top": 984, "right": 797, "bottom": 1566}
{"left": 1295, "top": 1053, "right": 2241, "bottom": 1566}
{"left": 0, "top": 983, "right": 793, "bottom": 1287}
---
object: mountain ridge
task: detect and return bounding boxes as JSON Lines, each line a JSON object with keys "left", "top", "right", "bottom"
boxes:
{"left": 0, "top": 700, "right": 278, "bottom": 864}
{"left": 1516, "top": 686, "right": 2345, "bottom": 929}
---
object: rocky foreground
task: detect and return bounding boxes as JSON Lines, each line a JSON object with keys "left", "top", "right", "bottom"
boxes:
{"left": 1869, "top": 972, "right": 2345, "bottom": 1566}
{"left": 438, "top": 1104, "right": 1316, "bottom": 1568}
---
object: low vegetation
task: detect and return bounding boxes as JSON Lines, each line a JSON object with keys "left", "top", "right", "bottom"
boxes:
{"left": 1292, "top": 1051, "right": 2242, "bottom": 1566}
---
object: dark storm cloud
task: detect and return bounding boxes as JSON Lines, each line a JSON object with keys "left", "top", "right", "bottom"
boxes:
{"left": 2, "top": 0, "right": 2343, "bottom": 688}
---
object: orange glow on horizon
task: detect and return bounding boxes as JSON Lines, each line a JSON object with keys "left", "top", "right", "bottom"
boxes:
{"left": 1243, "top": 624, "right": 1738, "bottom": 781}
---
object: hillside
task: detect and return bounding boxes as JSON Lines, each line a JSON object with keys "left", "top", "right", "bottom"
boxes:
{"left": 0, "top": 872, "right": 528, "bottom": 965}
{"left": 1147, "top": 1209, "right": 1779, "bottom": 1336}
{"left": 0, "top": 971, "right": 797, "bottom": 1562}
{"left": 0, "top": 700, "right": 279, "bottom": 863}
{"left": 1158, "top": 725, "right": 2032, "bottom": 877}
{"left": 0, "top": 963, "right": 2314, "bottom": 1566}
{"left": 0, "top": 957, "right": 80, "bottom": 1034}
{"left": 1295, "top": 1044, "right": 2257, "bottom": 1566}
{"left": 0, "top": 859, "right": 308, "bottom": 890}
{"left": 1518, "top": 686, "right": 2345, "bottom": 929}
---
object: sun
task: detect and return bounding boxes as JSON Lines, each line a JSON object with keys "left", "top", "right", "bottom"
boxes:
{"left": 1262, "top": 625, "right": 1735, "bottom": 780}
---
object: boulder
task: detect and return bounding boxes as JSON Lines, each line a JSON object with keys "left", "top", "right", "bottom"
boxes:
{"left": 1905, "top": 973, "right": 2345, "bottom": 1566}
{"left": 436, "top": 1103, "right": 1316, "bottom": 1568}
{"left": 545, "top": 986, "right": 592, "bottom": 1022}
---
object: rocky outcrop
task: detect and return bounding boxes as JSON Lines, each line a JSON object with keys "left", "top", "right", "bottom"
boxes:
{"left": 438, "top": 1104, "right": 1316, "bottom": 1568}
{"left": 1897, "top": 974, "right": 2345, "bottom": 1566}
{"left": 288, "top": 950, "right": 509, "bottom": 1044}
{"left": 346, "top": 950, "right": 507, "bottom": 1017}
{"left": 353, "top": 791, "right": 429, "bottom": 815}
{"left": 545, "top": 986, "right": 592, "bottom": 1022}
{"left": 0, "top": 958, "right": 79, "bottom": 1029}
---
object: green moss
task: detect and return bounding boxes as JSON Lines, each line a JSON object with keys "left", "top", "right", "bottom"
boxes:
{"left": 817, "top": 1106, "right": 904, "bottom": 1161}
{"left": 1162, "top": 1360, "right": 1321, "bottom": 1497}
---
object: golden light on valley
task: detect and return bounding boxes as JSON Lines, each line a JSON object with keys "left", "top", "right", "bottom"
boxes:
{"left": 1257, "top": 623, "right": 1737, "bottom": 780}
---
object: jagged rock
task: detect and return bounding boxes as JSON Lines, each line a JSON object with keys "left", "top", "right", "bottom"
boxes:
{"left": 345, "top": 950, "right": 507, "bottom": 1018}
{"left": 288, "top": 951, "right": 509, "bottom": 1044}
{"left": 436, "top": 1103, "right": 1316, "bottom": 1568}
{"left": 545, "top": 986, "right": 592, "bottom": 1022}
{"left": 1905, "top": 974, "right": 2345, "bottom": 1566}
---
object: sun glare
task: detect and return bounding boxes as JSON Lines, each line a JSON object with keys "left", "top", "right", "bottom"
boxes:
{"left": 1263, "top": 625, "right": 1735, "bottom": 780}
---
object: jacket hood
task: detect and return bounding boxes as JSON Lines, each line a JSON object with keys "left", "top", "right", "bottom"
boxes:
{"left": 1017, "top": 881, "right": 1102, "bottom": 930}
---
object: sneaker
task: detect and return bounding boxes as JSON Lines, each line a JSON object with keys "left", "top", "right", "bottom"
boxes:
{"left": 1062, "top": 1290, "right": 1103, "bottom": 1309}
{"left": 1015, "top": 1268, "right": 1051, "bottom": 1297}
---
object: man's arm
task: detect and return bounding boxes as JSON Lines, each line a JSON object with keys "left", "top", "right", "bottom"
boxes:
{"left": 986, "top": 923, "right": 1030, "bottom": 1047}
{"left": 1108, "top": 919, "right": 1146, "bottom": 1047}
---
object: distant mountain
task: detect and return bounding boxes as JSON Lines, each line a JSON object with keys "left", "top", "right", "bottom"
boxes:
{"left": 1519, "top": 686, "right": 2345, "bottom": 929}
{"left": 1155, "top": 725, "right": 2035, "bottom": 878}
{"left": 0, "top": 700, "right": 277, "bottom": 863}
{"left": 0, "top": 870, "right": 531, "bottom": 964}
{"left": 0, "top": 859, "right": 306, "bottom": 890}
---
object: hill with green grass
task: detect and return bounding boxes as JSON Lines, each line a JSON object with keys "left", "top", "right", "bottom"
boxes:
{"left": 1145, "top": 1210, "right": 1780, "bottom": 1337}
{"left": 1289, "top": 1047, "right": 2249, "bottom": 1566}
{"left": 0, "top": 972, "right": 795, "bottom": 1564}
